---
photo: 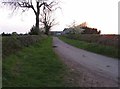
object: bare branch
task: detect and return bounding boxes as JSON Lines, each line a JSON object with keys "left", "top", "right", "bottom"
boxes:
{"left": 2, "top": 0, "right": 37, "bottom": 15}
{"left": 31, "top": 4, "right": 37, "bottom": 15}
{"left": 2, "top": 0, "right": 60, "bottom": 35}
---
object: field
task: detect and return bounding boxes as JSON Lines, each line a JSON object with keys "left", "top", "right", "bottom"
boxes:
{"left": 59, "top": 36, "right": 119, "bottom": 58}
{"left": 63, "top": 34, "right": 119, "bottom": 48}
{"left": 3, "top": 36, "right": 66, "bottom": 87}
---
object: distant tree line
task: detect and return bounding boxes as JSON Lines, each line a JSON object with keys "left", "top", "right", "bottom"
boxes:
{"left": 1, "top": 25, "right": 46, "bottom": 36}
{"left": 63, "top": 22, "right": 101, "bottom": 34}
{"left": 1, "top": 32, "right": 28, "bottom": 36}
{"left": 81, "top": 27, "right": 101, "bottom": 34}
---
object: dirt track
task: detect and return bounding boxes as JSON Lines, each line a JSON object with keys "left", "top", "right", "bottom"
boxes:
{"left": 53, "top": 37, "right": 119, "bottom": 87}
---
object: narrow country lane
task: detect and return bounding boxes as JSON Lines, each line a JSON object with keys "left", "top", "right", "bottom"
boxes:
{"left": 53, "top": 37, "right": 119, "bottom": 87}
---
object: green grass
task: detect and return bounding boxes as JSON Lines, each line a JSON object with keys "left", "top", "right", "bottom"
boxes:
{"left": 2, "top": 35, "right": 44, "bottom": 58}
{"left": 3, "top": 37, "right": 65, "bottom": 87}
{"left": 59, "top": 36, "right": 119, "bottom": 59}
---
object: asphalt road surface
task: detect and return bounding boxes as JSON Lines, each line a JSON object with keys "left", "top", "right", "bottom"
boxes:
{"left": 53, "top": 37, "right": 119, "bottom": 87}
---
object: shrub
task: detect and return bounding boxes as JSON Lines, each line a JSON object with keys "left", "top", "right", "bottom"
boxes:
{"left": 29, "top": 26, "right": 40, "bottom": 35}
{"left": 2, "top": 35, "right": 45, "bottom": 58}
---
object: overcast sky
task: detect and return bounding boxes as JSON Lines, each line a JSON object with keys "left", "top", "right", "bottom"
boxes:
{"left": 0, "top": 0, "right": 119, "bottom": 34}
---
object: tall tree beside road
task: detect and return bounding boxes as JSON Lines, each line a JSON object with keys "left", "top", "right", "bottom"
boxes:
{"left": 2, "top": 0, "right": 58, "bottom": 34}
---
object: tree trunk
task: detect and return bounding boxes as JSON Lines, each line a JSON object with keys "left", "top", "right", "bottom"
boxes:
{"left": 35, "top": 2, "right": 40, "bottom": 34}
{"left": 45, "top": 29, "right": 49, "bottom": 35}
{"left": 45, "top": 26, "right": 51, "bottom": 35}
{"left": 35, "top": 14, "right": 39, "bottom": 30}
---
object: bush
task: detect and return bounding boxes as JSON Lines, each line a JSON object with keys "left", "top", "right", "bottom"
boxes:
{"left": 2, "top": 35, "right": 45, "bottom": 58}
{"left": 29, "top": 26, "right": 40, "bottom": 35}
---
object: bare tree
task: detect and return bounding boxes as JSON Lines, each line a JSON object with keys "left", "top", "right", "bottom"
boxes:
{"left": 40, "top": 4, "right": 58, "bottom": 35}
{"left": 2, "top": 0, "right": 58, "bottom": 34}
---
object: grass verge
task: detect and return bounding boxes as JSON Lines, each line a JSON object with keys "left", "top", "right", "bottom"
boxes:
{"left": 3, "top": 37, "right": 65, "bottom": 87}
{"left": 2, "top": 35, "right": 45, "bottom": 58}
{"left": 59, "top": 36, "right": 119, "bottom": 59}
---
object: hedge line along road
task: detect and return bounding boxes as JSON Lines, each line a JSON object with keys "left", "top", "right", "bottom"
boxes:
{"left": 53, "top": 37, "right": 119, "bottom": 87}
